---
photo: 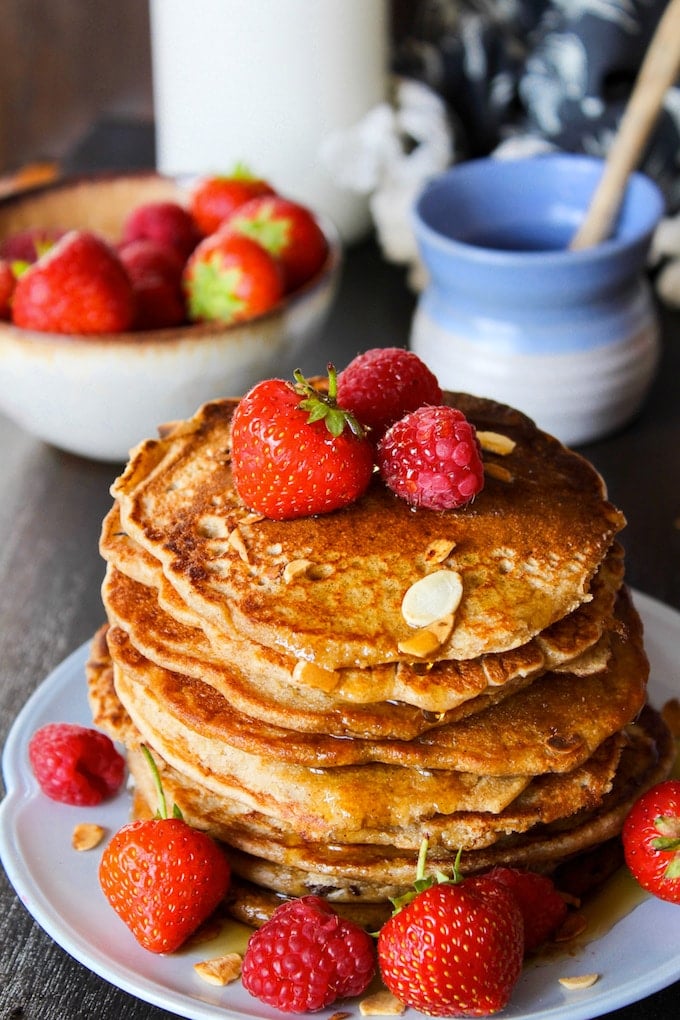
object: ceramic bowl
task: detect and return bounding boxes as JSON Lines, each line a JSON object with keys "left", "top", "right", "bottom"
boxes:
{"left": 0, "top": 172, "right": 341, "bottom": 461}
{"left": 410, "top": 154, "right": 665, "bottom": 445}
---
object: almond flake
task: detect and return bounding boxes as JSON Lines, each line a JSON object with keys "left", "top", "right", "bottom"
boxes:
{"left": 398, "top": 614, "right": 454, "bottom": 658}
{"left": 477, "top": 430, "right": 516, "bottom": 455}
{"left": 554, "top": 911, "right": 587, "bottom": 942}
{"left": 558, "top": 974, "right": 599, "bottom": 991}
{"left": 283, "top": 559, "right": 314, "bottom": 583}
{"left": 227, "top": 527, "right": 249, "bottom": 562}
{"left": 359, "top": 991, "right": 405, "bottom": 1016}
{"left": 484, "top": 462, "right": 514, "bottom": 483}
{"left": 662, "top": 697, "right": 680, "bottom": 737}
{"left": 424, "top": 538, "right": 456, "bottom": 564}
{"left": 194, "top": 954, "right": 242, "bottom": 986}
{"left": 401, "top": 570, "right": 463, "bottom": 628}
{"left": 72, "top": 822, "right": 105, "bottom": 852}
{"left": 292, "top": 659, "right": 340, "bottom": 692}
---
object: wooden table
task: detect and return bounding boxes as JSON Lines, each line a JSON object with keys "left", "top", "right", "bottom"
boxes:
{"left": 1, "top": 126, "right": 680, "bottom": 1019}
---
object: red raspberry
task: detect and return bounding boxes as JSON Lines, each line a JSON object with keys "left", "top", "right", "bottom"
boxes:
{"left": 377, "top": 404, "right": 484, "bottom": 510}
{"left": 337, "top": 347, "right": 443, "bottom": 439}
{"left": 241, "top": 895, "right": 376, "bottom": 1012}
{"left": 471, "top": 868, "right": 568, "bottom": 953}
{"left": 28, "top": 723, "right": 125, "bottom": 806}
{"left": 121, "top": 200, "right": 201, "bottom": 263}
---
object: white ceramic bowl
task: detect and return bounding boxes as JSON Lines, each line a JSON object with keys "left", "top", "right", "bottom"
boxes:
{"left": 0, "top": 172, "right": 341, "bottom": 461}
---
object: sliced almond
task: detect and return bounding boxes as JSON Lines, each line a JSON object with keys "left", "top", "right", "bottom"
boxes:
{"left": 484, "top": 462, "right": 514, "bottom": 483}
{"left": 72, "top": 822, "right": 105, "bottom": 852}
{"left": 477, "top": 430, "right": 516, "bottom": 455}
{"left": 359, "top": 990, "right": 406, "bottom": 1016}
{"left": 401, "top": 570, "right": 463, "bottom": 628}
{"left": 558, "top": 974, "right": 599, "bottom": 991}
{"left": 283, "top": 559, "right": 314, "bottom": 583}
{"left": 398, "top": 614, "right": 454, "bottom": 658}
{"left": 662, "top": 697, "right": 680, "bottom": 737}
{"left": 194, "top": 953, "right": 242, "bottom": 986}
{"left": 424, "top": 538, "right": 456, "bottom": 564}
{"left": 554, "top": 911, "right": 587, "bottom": 942}
{"left": 292, "top": 659, "right": 340, "bottom": 693}
{"left": 227, "top": 527, "right": 249, "bottom": 562}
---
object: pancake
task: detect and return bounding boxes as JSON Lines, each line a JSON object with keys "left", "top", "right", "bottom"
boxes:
{"left": 111, "top": 394, "right": 625, "bottom": 670}
{"left": 90, "top": 387, "right": 673, "bottom": 934}
{"left": 99, "top": 546, "right": 623, "bottom": 738}
{"left": 103, "top": 587, "right": 646, "bottom": 779}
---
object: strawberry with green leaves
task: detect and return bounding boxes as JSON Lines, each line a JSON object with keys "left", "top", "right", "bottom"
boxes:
{"left": 225, "top": 195, "right": 328, "bottom": 291}
{"left": 189, "top": 165, "right": 275, "bottom": 236}
{"left": 622, "top": 779, "right": 680, "bottom": 903}
{"left": 231, "top": 367, "right": 374, "bottom": 520}
{"left": 99, "top": 746, "right": 231, "bottom": 954}
{"left": 11, "top": 230, "right": 136, "bottom": 334}
{"left": 377, "top": 844, "right": 524, "bottom": 1017}
{"left": 183, "top": 230, "right": 283, "bottom": 325}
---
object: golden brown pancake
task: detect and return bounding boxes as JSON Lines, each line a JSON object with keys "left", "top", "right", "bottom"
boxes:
{"left": 99, "top": 550, "right": 623, "bottom": 742}
{"left": 111, "top": 394, "right": 625, "bottom": 670}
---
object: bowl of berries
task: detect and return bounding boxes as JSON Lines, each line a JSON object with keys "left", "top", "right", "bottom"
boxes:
{"left": 0, "top": 169, "right": 341, "bottom": 461}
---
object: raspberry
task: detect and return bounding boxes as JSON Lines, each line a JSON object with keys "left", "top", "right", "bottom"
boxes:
{"left": 241, "top": 895, "right": 376, "bottom": 1012}
{"left": 337, "top": 348, "right": 443, "bottom": 439}
{"left": 377, "top": 404, "right": 484, "bottom": 510}
{"left": 472, "top": 868, "right": 568, "bottom": 953}
{"left": 28, "top": 723, "right": 125, "bottom": 806}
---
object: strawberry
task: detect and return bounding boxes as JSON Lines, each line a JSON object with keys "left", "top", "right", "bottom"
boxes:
{"left": 189, "top": 165, "right": 275, "bottom": 236}
{"left": 377, "top": 845, "right": 524, "bottom": 1017}
{"left": 11, "top": 230, "right": 136, "bottom": 334}
{"left": 337, "top": 347, "right": 443, "bottom": 440}
{"left": 231, "top": 367, "right": 374, "bottom": 520}
{"left": 225, "top": 195, "right": 328, "bottom": 291}
{"left": 182, "top": 230, "right": 284, "bottom": 325}
{"left": 622, "top": 779, "right": 680, "bottom": 904}
{"left": 28, "top": 722, "right": 125, "bottom": 806}
{"left": 121, "top": 199, "right": 201, "bottom": 262}
{"left": 99, "top": 746, "right": 231, "bottom": 953}
{"left": 119, "top": 239, "right": 186, "bottom": 329}
{"left": 0, "top": 225, "right": 65, "bottom": 263}
{"left": 0, "top": 258, "right": 16, "bottom": 319}
{"left": 241, "top": 895, "right": 376, "bottom": 1012}
{"left": 471, "top": 867, "right": 568, "bottom": 953}
{"left": 377, "top": 404, "right": 485, "bottom": 510}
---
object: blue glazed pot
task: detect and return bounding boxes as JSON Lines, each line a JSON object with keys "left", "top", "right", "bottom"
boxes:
{"left": 410, "top": 154, "right": 665, "bottom": 445}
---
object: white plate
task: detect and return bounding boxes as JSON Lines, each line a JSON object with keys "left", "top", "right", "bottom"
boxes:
{"left": 1, "top": 590, "right": 680, "bottom": 1020}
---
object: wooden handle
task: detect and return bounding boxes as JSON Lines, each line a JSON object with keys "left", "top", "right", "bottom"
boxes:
{"left": 570, "top": 0, "right": 680, "bottom": 250}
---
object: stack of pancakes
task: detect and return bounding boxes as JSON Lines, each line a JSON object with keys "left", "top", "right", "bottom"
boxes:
{"left": 88, "top": 392, "right": 675, "bottom": 929}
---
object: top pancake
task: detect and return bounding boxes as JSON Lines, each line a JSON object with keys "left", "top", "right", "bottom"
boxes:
{"left": 112, "top": 393, "right": 625, "bottom": 670}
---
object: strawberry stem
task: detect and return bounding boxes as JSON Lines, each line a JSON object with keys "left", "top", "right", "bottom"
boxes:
{"left": 140, "top": 743, "right": 183, "bottom": 821}
{"left": 293, "top": 365, "right": 366, "bottom": 439}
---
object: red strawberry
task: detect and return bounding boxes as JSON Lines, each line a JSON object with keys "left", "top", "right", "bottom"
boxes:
{"left": 119, "top": 239, "right": 186, "bottom": 329}
{"left": 0, "top": 225, "right": 65, "bottom": 263}
{"left": 241, "top": 895, "right": 376, "bottom": 1012}
{"left": 121, "top": 199, "right": 201, "bottom": 262}
{"left": 225, "top": 195, "right": 328, "bottom": 291}
{"left": 377, "top": 404, "right": 485, "bottom": 510}
{"left": 28, "top": 722, "right": 125, "bottom": 806}
{"left": 183, "top": 231, "right": 283, "bottom": 325}
{"left": 231, "top": 367, "right": 374, "bottom": 520}
{"left": 471, "top": 867, "right": 568, "bottom": 953}
{"left": 189, "top": 166, "right": 275, "bottom": 236}
{"left": 337, "top": 347, "right": 443, "bottom": 439}
{"left": 0, "top": 258, "right": 16, "bottom": 319}
{"left": 11, "top": 230, "right": 136, "bottom": 334}
{"left": 622, "top": 779, "right": 680, "bottom": 904}
{"left": 377, "top": 846, "right": 524, "bottom": 1017}
{"left": 99, "top": 746, "right": 231, "bottom": 953}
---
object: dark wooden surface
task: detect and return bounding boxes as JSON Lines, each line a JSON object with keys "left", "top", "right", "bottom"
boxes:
{"left": 1, "top": 127, "right": 680, "bottom": 1019}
